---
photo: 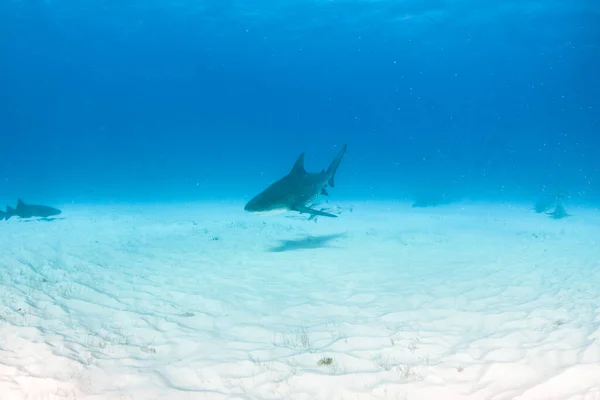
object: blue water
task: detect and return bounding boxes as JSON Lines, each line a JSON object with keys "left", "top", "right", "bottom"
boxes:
{"left": 1, "top": 1, "right": 598, "bottom": 206}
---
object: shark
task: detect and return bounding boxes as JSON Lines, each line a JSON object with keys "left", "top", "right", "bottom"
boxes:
{"left": 244, "top": 144, "right": 348, "bottom": 218}
{"left": 547, "top": 200, "right": 570, "bottom": 219}
{"left": 2, "top": 199, "right": 62, "bottom": 220}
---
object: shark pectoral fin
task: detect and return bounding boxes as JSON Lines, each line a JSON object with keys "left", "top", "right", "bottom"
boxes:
{"left": 307, "top": 208, "right": 326, "bottom": 221}
{"left": 321, "top": 188, "right": 329, "bottom": 196}
{"left": 293, "top": 205, "right": 338, "bottom": 218}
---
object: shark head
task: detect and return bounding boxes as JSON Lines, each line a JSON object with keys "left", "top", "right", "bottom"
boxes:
{"left": 42, "top": 206, "right": 62, "bottom": 218}
{"left": 244, "top": 187, "right": 290, "bottom": 215}
{"left": 15, "top": 199, "right": 62, "bottom": 218}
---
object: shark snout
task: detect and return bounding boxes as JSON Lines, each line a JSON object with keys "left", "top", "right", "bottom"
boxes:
{"left": 244, "top": 197, "right": 259, "bottom": 212}
{"left": 244, "top": 195, "right": 287, "bottom": 216}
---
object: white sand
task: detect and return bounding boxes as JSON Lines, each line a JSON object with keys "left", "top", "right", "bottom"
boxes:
{"left": 1, "top": 201, "right": 599, "bottom": 400}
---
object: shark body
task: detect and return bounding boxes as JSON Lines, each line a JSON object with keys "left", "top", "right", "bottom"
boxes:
{"left": 2, "top": 199, "right": 62, "bottom": 220}
{"left": 244, "top": 145, "right": 347, "bottom": 218}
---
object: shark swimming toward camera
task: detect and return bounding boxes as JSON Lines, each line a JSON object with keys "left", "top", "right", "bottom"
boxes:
{"left": 244, "top": 144, "right": 348, "bottom": 218}
{"left": 2, "top": 199, "right": 62, "bottom": 220}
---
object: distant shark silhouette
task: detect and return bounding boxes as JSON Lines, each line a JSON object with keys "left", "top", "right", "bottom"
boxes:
{"left": 533, "top": 191, "right": 571, "bottom": 219}
{"left": 547, "top": 200, "right": 570, "bottom": 219}
{"left": 2, "top": 199, "right": 62, "bottom": 220}
{"left": 534, "top": 191, "right": 565, "bottom": 214}
{"left": 244, "top": 144, "right": 348, "bottom": 218}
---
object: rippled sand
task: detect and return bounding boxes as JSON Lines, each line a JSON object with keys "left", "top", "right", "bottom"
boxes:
{"left": 1, "top": 202, "right": 599, "bottom": 400}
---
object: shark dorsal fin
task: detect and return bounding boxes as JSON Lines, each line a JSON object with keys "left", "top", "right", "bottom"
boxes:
{"left": 290, "top": 152, "right": 306, "bottom": 175}
{"left": 17, "top": 199, "right": 26, "bottom": 209}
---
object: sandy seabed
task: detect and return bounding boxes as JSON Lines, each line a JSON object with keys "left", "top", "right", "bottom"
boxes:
{"left": 1, "top": 201, "right": 599, "bottom": 400}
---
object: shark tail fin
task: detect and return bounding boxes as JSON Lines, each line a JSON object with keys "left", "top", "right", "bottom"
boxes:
{"left": 326, "top": 144, "right": 347, "bottom": 188}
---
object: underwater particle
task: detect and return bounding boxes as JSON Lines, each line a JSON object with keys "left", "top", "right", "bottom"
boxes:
{"left": 212, "top": 236, "right": 220, "bottom": 241}
{"left": 457, "top": 366, "right": 464, "bottom": 373}
{"left": 317, "top": 357, "right": 334, "bottom": 366}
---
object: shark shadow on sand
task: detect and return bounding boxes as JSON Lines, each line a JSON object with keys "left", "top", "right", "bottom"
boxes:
{"left": 267, "top": 233, "right": 347, "bottom": 253}
{"left": 19, "top": 217, "right": 66, "bottom": 223}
